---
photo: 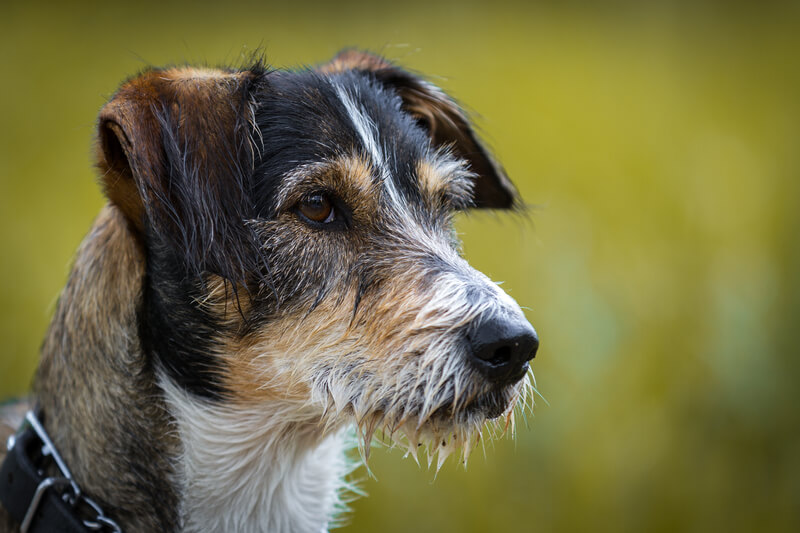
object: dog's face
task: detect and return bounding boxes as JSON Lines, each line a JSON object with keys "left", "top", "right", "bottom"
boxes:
{"left": 98, "top": 51, "right": 537, "bottom": 465}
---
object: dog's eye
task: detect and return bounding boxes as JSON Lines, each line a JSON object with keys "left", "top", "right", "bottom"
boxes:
{"left": 297, "top": 193, "right": 335, "bottom": 224}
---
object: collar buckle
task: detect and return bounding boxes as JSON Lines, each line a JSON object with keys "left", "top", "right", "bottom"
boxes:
{"left": 21, "top": 476, "right": 75, "bottom": 533}
{"left": 10, "top": 410, "right": 122, "bottom": 533}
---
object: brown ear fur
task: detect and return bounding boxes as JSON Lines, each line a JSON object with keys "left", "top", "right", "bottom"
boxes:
{"left": 96, "top": 67, "right": 265, "bottom": 281}
{"left": 320, "top": 50, "right": 519, "bottom": 209}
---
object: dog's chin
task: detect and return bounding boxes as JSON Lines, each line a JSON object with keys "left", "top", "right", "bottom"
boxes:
{"left": 467, "top": 391, "right": 513, "bottom": 420}
{"left": 403, "top": 383, "right": 525, "bottom": 459}
{"left": 345, "top": 369, "right": 532, "bottom": 470}
{"left": 419, "top": 371, "right": 529, "bottom": 429}
{"left": 425, "top": 386, "right": 517, "bottom": 426}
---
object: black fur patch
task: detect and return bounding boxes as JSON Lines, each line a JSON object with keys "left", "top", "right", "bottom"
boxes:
{"left": 146, "top": 73, "right": 269, "bottom": 287}
{"left": 140, "top": 230, "right": 231, "bottom": 400}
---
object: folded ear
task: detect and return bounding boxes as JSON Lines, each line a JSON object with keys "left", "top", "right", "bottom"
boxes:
{"left": 320, "top": 50, "right": 519, "bottom": 209}
{"left": 97, "top": 66, "right": 265, "bottom": 282}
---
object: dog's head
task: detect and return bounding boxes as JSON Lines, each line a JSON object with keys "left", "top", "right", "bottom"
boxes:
{"left": 97, "top": 50, "right": 538, "bottom": 466}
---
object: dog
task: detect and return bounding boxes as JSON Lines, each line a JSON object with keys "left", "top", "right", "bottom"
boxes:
{"left": 0, "top": 49, "right": 538, "bottom": 533}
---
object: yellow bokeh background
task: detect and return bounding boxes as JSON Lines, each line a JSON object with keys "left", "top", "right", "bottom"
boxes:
{"left": 1, "top": 1, "right": 798, "bottom": 531}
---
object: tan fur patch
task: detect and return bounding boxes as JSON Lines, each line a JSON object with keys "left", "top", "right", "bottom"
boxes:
{"left": 222, "top": 262, "right": 467, "bottom": 403}
{"left": 274, "top": 154, "right": 380, "bottom": 217}
{"left": 332, "top": 154, "right": 375, "bottom": 197}
{"left": 162, "top": 67, "right": 234, "bottom": 82}
{"left": 416, "top": 159, "right": 446, "bottom": 199}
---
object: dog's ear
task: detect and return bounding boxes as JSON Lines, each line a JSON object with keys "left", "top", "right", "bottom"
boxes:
{"left": 97, "top": 67, "right": 265, "bottom": 282}
{"left": 320, "top": 50, "right": 519, "bottom": 209}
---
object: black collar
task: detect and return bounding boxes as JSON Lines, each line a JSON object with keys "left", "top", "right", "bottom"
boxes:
{"left": 0, "top": 410, "right": 121, "bottom": 533}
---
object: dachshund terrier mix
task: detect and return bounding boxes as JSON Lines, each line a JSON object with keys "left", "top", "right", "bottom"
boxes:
{"left": 0, "top": 50, "right": 538, "bottom": 532}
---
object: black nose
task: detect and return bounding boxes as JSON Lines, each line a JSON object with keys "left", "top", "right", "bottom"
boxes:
{"left": 467, "top": 314, "right": 538, "bottom": 385}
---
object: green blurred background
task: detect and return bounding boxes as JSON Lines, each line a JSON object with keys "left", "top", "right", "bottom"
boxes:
{"left": 2, "top": 1, "right": 798, "bottom": 531}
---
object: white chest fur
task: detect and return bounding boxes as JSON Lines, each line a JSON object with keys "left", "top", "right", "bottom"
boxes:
{"left": 161, "top": 379, "right": 351, "bottom": 533}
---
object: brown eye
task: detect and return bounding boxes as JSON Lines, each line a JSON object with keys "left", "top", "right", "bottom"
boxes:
{"left": 297, "top": 193, "right": 335, "bottom": 224}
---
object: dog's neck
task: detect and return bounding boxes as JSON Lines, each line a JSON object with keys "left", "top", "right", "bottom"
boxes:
{"left": 34, "top": 205, "right": 350, "bottom": 532}
{"left": 161, "top": 379, "right": 350, "bottom": 533}
{"left": 35, "top": 206, "right": 179, "bottom": 530}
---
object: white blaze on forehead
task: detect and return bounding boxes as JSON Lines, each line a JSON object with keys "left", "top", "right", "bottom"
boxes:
{"left": 332, "top": 82, "right": 404, "bottom": 208}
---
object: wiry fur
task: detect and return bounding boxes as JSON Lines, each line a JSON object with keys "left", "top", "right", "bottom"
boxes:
{"left": 0, "top": 50, "right": 537, "bottom": 533}
{"left": 161, "top": 379, "right": 354, "bottom": 533}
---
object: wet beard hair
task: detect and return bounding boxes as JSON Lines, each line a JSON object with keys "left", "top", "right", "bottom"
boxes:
{"left": 310, "top": 349, "right": 536, "bottom": 472}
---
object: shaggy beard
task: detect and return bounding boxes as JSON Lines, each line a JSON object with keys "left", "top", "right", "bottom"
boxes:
{"left": 311, "top": 355, "right": 537, "bottom": 474}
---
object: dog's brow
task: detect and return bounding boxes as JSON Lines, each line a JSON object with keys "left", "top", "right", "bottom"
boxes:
{"left": 334, "top": 154, "right": 376, "bottom": 193}
{"left": 332, "top": 81, "right": 404, "bottom": 209}
{"left": 275, "top": 162, "right": 328, "bottom": 209}
{"left": 274, "top": 156, "right": 377, "bottom": 211}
